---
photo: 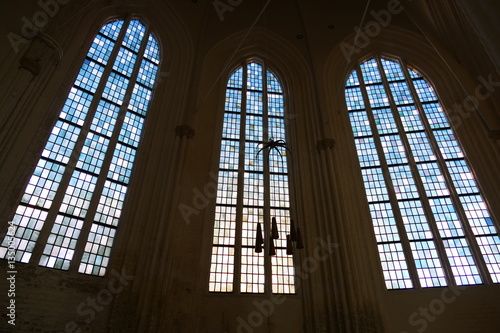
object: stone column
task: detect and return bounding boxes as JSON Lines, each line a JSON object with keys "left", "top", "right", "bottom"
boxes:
{"left": 300, "top": 137, "right": 384, "bottom": 332}
{"left": 0, "top": 34, "right": 61, "bottom": 218}
{"left": 131, "top": 125, "right": 195, "bottom": 333}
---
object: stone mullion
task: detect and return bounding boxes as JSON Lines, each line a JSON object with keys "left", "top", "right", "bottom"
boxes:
{"left": 400, "top": 58, "right": 493, "bottom": 285}
{"left": 27, "top": 18, "right": 132, "bottom": 266}
{"left": 261, "top": 62, "right": 272, "bottom": 294}
{"left": 356, "top": 64, "right": 421, "bottom": 289}
{"left": 70, "top": 21, "right": 154, "bottom": 273}
{"left": 234, "top": 62, "right": 247, "bottom": 293}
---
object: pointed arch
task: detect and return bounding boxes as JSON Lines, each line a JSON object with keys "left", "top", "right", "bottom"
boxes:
{"left": 209, "top": 59, "right": 296, "bottom": 294}
{"left": 345, "top": 55, "right": 500, "bottom": 289}
{"left": 0, "top": 18, "right": 161, "bottom": 276}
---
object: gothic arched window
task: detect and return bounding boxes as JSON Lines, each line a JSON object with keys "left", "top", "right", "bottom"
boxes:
{"left": 346, "top": 56, "right": 500, "bottom": 289}
{"left": 0, "top": 18, "right": 160, "bottom": 276}
{"left": 209, "top": 61, "right": 295, "bottom": 294}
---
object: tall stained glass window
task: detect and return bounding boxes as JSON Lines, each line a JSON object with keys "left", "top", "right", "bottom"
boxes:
{"left": 0, "top": 19, "right": 160, "bottom": 276}
{"left": 346, "top": 56, "right": 500, "bottom": 289}
{"left": 209, "top": 61, "right": 295, "bottom": 294}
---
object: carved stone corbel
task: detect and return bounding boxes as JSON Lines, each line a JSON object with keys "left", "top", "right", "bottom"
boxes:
{"left": 19, "top": 34, "right": 62, "bottom": 76}
{"left": 316, "top": 138, "right": 336, "bottom": 152}
{"left": 488, "top": 130, "right": 500, "bottom": 141}
{"left": 175, "top": 125, "right": 195, "bottom": 139}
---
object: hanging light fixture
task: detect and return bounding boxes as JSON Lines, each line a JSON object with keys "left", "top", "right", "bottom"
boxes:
{"left": 254, "top": 216, "right": 304, "bottom": 255}
{"left": 255, "top": 222, "right": 264, "bottom": 253}
{"left": 271, "top": 217, "right": 279, "bottom": 239}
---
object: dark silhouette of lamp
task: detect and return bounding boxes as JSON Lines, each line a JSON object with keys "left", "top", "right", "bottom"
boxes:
{"left": 255, "top": 222, "right": 264, "bottom": 253}
{"left": 254, "top": 217, "right": 304, "bottom": 256}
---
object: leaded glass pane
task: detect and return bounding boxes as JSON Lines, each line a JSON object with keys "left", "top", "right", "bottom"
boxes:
{"left": 346, "top": 56, "right": 500, "bottom": 289}
{"left": 210, "top": 61, "right": 294, "bottom": 294}
{"left": 0, "top": 19, "right": 159, "bottom": 276}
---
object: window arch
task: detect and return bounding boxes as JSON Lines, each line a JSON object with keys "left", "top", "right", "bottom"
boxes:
{"left": 209, "top": 60, "right": 295, "bottom": 294}
{"left": 345, "top": 56, "right": 500, "bottom": 289}
{"left": 0, "top": 18, "right": 160, "bottom": 276}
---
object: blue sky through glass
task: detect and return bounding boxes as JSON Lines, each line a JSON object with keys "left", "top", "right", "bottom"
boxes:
{"left": 0, "top": 19, "right": 159, "bottom": 277}
{"left": 210, "top": 62, "right": 295, "bottom": 294}
{"left": 346, "top": 57, "right": 499, "bottom": 289}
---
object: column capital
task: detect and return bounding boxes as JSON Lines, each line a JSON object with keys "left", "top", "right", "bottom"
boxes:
{"left": 488, "top": 130, "right": 500, "bottom": 141}
{"left": 175, "top": 125, "right": 195, "bottom": 139}
{"left": 316, "top": 138, "right": 336, "bottom": 151}
{"left": 19, "top": 34, "right": 62, "bottom": 76}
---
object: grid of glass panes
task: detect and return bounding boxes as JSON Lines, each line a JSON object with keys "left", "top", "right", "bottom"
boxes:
{"left": 346, "top": 57, "right": 500, "bottom": 289}
{"left": 0, "top": 19, "right": 159, "bottom": 276}
{"left": 79, "top": 20, "right": 159, "bottom": 276}
{"left": 209, "top": 62, "right": 295, "bottom": 294}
